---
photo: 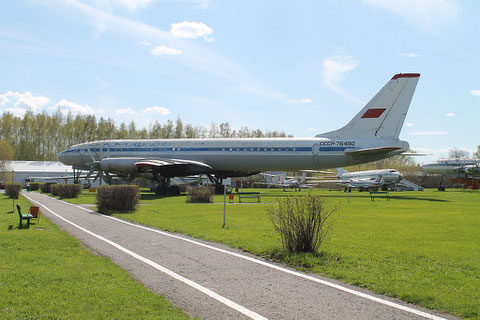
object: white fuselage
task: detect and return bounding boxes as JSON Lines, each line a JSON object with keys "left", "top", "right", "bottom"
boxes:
{"left": 421, "top": 159, "right": 480, "bottom": 175}
{"left": 339, "top": 169, "right": 403, "bottom": 186}
{"left": 58, "top": 137, "right": 409, "bottom": 173}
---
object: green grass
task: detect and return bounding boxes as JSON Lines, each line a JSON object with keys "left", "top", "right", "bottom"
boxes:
{"left": 0, "top": 194, "right": 194, "bottom": 319}
{"left": 53, "top": 187, "right": 480, "bottom": 318}
{"left": 94, "top": 188, "right": 479, "bottom": 319}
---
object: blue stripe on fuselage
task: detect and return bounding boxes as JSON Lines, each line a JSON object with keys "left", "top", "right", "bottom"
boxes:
{"left": 61, "top": 146, "right": 353, "bottom": 154}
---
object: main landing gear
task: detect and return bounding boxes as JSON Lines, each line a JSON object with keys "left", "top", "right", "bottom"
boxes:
{"left": 153, "top": 176, "right": 180, "bottom": 196}
{"left": 208, "top": 175, "right": 225, "bottom": 194}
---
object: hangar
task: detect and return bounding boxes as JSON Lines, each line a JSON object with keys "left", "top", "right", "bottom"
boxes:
{"left": 3, "top": 161, "right": 73, "bottom": 187}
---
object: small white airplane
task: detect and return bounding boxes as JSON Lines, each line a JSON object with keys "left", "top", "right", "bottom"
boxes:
{"left": 58, "top": 73, "right": 420, "bottom": 195}
{"left": 260, "top": 172, "right": 311, "bottom": 191}
{"left": 313, "top": 167, "right": 404, "bottom": 190}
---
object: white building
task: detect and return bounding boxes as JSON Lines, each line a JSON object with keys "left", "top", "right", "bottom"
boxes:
{"left": 5, "top": 161, "right": 73, "bottom": 187}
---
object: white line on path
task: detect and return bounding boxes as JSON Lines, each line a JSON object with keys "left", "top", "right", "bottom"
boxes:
{"left": 30, "top": 193, "right": 447, "bottom": 320}
{"left": 23, "top": 194, "right": 268, "bottom": 320}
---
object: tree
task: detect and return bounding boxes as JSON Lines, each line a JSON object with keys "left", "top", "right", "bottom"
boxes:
{"left": 0, "top": 140, "right": 14, "bottom": 183}
{"left": 448, "top": 148, "right": 470, "bottom": 160}
{"left": 474, "top": 145, "right": 480, "bottom": 159}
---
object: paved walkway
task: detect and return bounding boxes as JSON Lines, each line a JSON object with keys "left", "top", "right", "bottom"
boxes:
{"left": 23, "top": 192, "right": 454, "bottom": 320}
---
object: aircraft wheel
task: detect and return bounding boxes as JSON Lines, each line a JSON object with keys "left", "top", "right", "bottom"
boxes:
{"left": 155, "top": 185, "right": 167, "bottom": 195}
{"left": 214, "top": 184, "right": 224, "bottom": 194}
{"left": 167, "top": 185, "right": 181, "bottom": 196}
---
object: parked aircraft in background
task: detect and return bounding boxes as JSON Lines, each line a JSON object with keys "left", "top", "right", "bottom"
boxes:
{"left": 420, "top": 159, "right": 480, "bottom": 175}
{"left": 260, "top": 172, "right": 312, "bottom": 191}
{"left": 421, "top": 158, "right": 480, "bottom": 189}
{"left": 313, "top": 167, "right": 404, "bottom": 191}
{"left": 58, "top": 73, "right": 420, "bottom": 195}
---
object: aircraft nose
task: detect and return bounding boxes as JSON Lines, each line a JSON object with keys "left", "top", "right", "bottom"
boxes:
{"left": 58, "top": 151, "right": 66, "bottom": 164}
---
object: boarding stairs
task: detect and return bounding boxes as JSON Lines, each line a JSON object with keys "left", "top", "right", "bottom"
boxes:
{"left": 396, "top": 179, "right": 424, "bottom": 191}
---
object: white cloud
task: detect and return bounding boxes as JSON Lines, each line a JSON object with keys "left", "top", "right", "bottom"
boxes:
{"left": 116, "top": 107, "right": 136, "bottom": 115}
{"left": 0, "top": 95, "right": 9, "bottom": 106}
{"left": 5, "top": 106, "right": 29, "bottom": 117}
{"left": 290, "top": 98, "right": 313, "bottom": 104}
{"left": 50, "top": 99, "right": 103, "bottom": 115}
{"left": 119, "top": 0, "right": 153, "bottom": 9}
{"left": 170, "top": 21, "right": 213, "bottom": 41}
{"left": 401, "top": 52, "right": 424, "bottom": 58}
{"left": 151, "top": 45, "right": 182, "bottom": 56}
{"left": 0, "top": 91, "right": 50, "bottom": 115}
{"left": 141, "top": 40, "right": 151, "bottom": 46}
{"left": 471, "top": 90, "right": 480, "bottom": 96}
{"left": 95, "top": 75, "right": 109, "bottom": 90}
{"left": 412, "top": 131, "right": 449, "bottom": 135}
{"left": 445, "top": 113, "right": 455, "bottom": 117}
{"left": 323, "top": 56, "right": 361, "bottom": 104}
{"left": 406, "top": 122, "right": 413, "bottom": 127}
{"left": 362, "top": 0, "right": 461, "bottom": 30}
{"left": 143, "top": 106, "right": 171, "bottom": 115}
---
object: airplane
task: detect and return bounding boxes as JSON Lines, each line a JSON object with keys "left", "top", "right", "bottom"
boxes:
{"left": 312, "top": 167, "right": 404, "bottom": 191}
{"left": 260, "top": 172, "right": 312, "bottom": 191}
{"left": 420, "top": 158, "right": 480, "bottom": 190}
{"left": 420, "top": 158, "right": 480, "bottom": 175}
{"left": 58, "top": 73, "right": 420, "bottom": 195}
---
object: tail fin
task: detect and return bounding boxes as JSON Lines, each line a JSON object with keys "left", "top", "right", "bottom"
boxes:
{"left": 336, "top": 168, "right": 348, "bottom": 176}
{"left": 317, "top": 73, "right": 420, "bottom": 139}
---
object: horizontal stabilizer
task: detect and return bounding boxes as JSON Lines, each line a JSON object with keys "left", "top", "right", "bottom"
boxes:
{"left": 345, "top": 147, "right": 401, "bottom": 156}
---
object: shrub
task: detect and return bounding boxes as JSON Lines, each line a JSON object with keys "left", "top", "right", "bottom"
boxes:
{"left": 5, "top": 183, "right": 22, "bottom": 199}
{"left": 29, "top": 182, "right": 40, "bottom": 191}
{"left": 50, "top": 184, "right": 59, "bottom": 196}
{"left": 186, "top": 186, "right": 213, "bottom": 203}
{"left": 40, "top": 183, "right": 52, "bottom": 193}
{"left": 266, "top": 195, "right": 336, "bottom": 253}
{"left": 55, "top": 184, "right": 82, "bottom": 198}
{"left": 97, "top": 185, "right": 140, "bottom": 213}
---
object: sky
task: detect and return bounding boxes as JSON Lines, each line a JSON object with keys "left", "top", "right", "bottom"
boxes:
{"left": 0, "top": 0, "right": 479, "bottom": 164}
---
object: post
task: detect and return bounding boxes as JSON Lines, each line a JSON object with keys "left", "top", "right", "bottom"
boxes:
{"left": 223, "top": 183, "right": 227, "bottom": 228}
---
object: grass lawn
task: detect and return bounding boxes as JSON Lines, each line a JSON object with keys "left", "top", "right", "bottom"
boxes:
{"left": 0, "top": 193, "right": 194, "bottom": 319}
{"left": 53, "top": 187, "right": 480, "bottom": 318}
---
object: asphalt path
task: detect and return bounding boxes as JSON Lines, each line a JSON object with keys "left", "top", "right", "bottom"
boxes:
{"left": 23, "top": 191, "right": 456, "bottom": 320}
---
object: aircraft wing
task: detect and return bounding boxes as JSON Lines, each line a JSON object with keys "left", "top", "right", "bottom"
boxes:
{"left": 28, "top": 175, "right": 95, "bottom": 181}
{"left": 346, "top": 147, "right": 401, "bottom": 156}
{"left": 135, "top": 158, "right": 213, "bottom": 177}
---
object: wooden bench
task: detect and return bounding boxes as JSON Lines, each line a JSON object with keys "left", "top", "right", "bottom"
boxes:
{"left": 17, "top": 204, "right": 33, "bottom": 228}
{"left": 237, "top": 192, "right": 261, "bottom": 203}
{"left": 369, "top": 191, "right": 390, "bottom": 201}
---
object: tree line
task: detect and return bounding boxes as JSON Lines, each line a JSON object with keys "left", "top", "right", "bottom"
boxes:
{"left": 0, "top": 111, "right": 290, "bottom": 161}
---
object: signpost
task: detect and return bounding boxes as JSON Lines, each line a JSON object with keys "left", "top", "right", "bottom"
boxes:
{"left": 222, "top": 179, "right": 230, "bottom": 228}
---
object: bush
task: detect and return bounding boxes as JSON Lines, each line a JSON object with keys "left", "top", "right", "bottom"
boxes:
{"left": 266, "top": 195, "right": 336, "bottom": 253}
{"left": 186, "top": 186, "right": 213, "bottom": 203}
{"left": 97, "top": 185, "right": 140, "bottom": 213}
{"left": 55, "top": 184, "right": 82, "bottom": 198}
{"left": 40, "top": 183, "right": 54, "bottom": 193}
{"left": 29, "top": 182, "right": 40, "bottom": 191}
{"left": 5, "top": 183, "right": 22, "bottom": 199}
{"left": 50, "top": 184, "right": 59, "bottom": 196}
